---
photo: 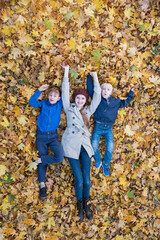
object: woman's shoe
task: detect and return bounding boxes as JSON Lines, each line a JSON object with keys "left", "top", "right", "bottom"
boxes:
{"left": 77, "top": 200, "right": 83, "bottom": 222}
{"left": 83, "top": 198, "right": 93, "bottom": 220}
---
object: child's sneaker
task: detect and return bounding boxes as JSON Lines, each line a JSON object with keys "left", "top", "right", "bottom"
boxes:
{"left": 94, "top": 161, "right": 102, "bottom": 175}
{"left": 102, "top": 163, "right": 109, "bottom": 176}
{"left": 39, "top": 187, "right": 46, "bottom": 200}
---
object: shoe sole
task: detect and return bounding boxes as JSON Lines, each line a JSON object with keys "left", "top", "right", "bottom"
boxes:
{"left": 94, "top": 162, "right": 102, "bottom": 175}
{"left": 39, "top": 196, "right": 46, "bottom": 200}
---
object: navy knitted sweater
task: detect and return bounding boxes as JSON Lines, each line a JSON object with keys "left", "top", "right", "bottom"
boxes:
{"left": 87, "top": 74, "right": 134, "bottom": 126}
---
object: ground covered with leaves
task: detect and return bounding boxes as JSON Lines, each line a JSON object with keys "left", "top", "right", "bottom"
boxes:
{"left": 0, "top": 0, "right": 160, "bottom": 239}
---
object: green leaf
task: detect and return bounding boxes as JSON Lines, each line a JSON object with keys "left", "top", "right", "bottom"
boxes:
{"left": 50, "top": 35, "right": 58, "bottom": 43}
{"left": 91, "top": 49, "right": 102, "bottom": 59}
{"left": 3, "top": 173, "right": 13, "bottom": 184}
{"left": 127, "top": 190, "right": 135, "bottom": 199}
{"left": 44, "top": 18, "right": 52, "bottom": 30}
{"left": 8, "top": 194, "right": 15, "bottom": 202}
{"left": 131, "top": 66, "right": 137, "bottom": 71}
{"left": 64, "top": 11, "right": 72, "bottom": 21}
{"left": 139, "top": 24, "right": 145, "bottom": 32}
{"left": 151, "top": 45, "right": 160, "bottom": 54}
{"left": 70, "top": 70, "right": 79, "bottom": 80}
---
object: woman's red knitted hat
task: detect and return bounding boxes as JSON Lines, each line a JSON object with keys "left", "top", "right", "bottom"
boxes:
{"left": 72, "top": 88, "right": 89, "bottom": 102}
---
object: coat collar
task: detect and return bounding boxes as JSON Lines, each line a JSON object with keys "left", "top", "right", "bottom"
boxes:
{"left": 69, "top": 103, "right": 84, "bottom": 124}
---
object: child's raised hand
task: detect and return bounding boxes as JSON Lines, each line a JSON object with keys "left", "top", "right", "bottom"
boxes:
{"left": 131, "top": 87, "right": 136, "bottom": 92}
{"left": 38, "top": 84, "right": 49, "bottom": 92}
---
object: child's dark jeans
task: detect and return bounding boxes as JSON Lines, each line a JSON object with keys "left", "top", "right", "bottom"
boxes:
{"left": 91, "top": 122, "right": 114, "bottom": 167}
{"left": 36, "top": 130, "right": 64, "bottom": 182}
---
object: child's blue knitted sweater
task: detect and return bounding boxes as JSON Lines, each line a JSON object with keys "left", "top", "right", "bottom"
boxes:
{"left": 87, "top": 75, "right": 134, "bottom": 126}
{"left": 29, "top": 90, "right": 62, "bottom": 132}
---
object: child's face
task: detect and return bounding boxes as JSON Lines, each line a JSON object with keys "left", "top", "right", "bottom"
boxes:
{"left": 48, "top": 91, "right": 60, "bottom": 104}
{"left": 75, "top": 94, "right": 86, "bottom": 109}
{"left": 101, "top": 83, "right": 113, "bottom": 98}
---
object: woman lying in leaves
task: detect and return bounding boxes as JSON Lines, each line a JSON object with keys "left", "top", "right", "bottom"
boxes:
{"left": 61, "top": 63, "right": 101, "bottom": 222}
{"left": 29, "top": 84, "right": 64, "bottom": 200}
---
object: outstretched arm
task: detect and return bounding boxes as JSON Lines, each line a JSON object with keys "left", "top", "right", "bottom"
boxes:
{"left": 87, "top": 72, "right": 101, "bottom": 117}
{"left": 29, "top": 84, "right": 49, "bottom": 108}
{"left": 61, "top": 63, "right": 70, "bottom": 112}
{"left": 119, "top": 88, "right": 135, "bottom": 108}
{"left": 87, "top": 74, "right": 94, "bottom": 98}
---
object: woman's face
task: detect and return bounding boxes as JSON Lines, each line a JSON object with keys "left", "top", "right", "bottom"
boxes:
{"left": 75, "top": 94, "right": 86, "bottom": 109}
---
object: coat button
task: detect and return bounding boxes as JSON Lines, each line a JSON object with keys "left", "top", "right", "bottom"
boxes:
{"left": 72, "top": 123, "right": 75, "bottom": 126}
{"left": 73, "top": 117, "right": 75, "bottom": 119}
{"left": 82, "top": 133, "right": 84, "bottom": 135}
{"left": 72, "top": 131, "right": 74, "bottom": 134}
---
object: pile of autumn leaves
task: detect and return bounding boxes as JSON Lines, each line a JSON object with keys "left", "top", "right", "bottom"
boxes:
{"left": 0, "top": 0, "right": 160, "bottom": 239}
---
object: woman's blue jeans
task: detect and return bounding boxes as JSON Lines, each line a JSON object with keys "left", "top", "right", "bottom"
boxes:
{"left": 36, "top": 130, "right": 64, "bottom": 182}
{"left": 91, "top": 122, "right": 114, "bottom": 167}
{"left": 68, "top": 146, "right": 91, "bottom": 201}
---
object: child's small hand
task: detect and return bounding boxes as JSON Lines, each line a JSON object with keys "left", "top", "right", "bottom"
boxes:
{"left": 38, "top": 84, "right": 49, "bottom": 92}
{"left": 131, "top": 87, "right": 136, "bottom": 92}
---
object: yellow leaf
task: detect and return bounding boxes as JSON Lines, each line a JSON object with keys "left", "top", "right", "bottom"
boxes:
{"left": 116, "top": 236, "right": 125, "bottom": 240}
{"left": 28, "top": 162, "right": 38, "bottom": 172}
{"left": 47, "top": 217, "right": 55, "bottom": 229}
{"left": 3, "top": 228, "right": 16, "bottom": 235}
{"left": 21, "top": 0, "right": 31, "bottom": 6}
{"left": 0, "top": 117, "right": 10, "bottom": 128}
{"left": 124, "top": 7, "right": 134, "bottom": 19}
{"left": 31, "top": 30, "right": 40, "bottom": 37}
{"left": 0, "top": 165, "right": 8, "bottom": 177}
{"left": 17, "top": 143, "right": 25, "bottom": 150}
{"left": 18, "top": 34, "right": 34, "bottom": 46}
{"left": 68, "top": 38, "right": 76, "bottom": 50}
{"left": 85, "top": 8, "right": 95, "bottom": 18}
{"left": 108, "top": 76, "right": 117, "bottom": 86}
{"left": 93, "top": 0, "right": 103, "bottom": 10}
{"left": 5, "top": 39, "right": 13, "bottom": 47}
{"left": 17, "top": 115, "right": 28, "bottom": 126}
{"left": 124, "top": 125, "right": 135, "bottom": 136}
{"left": 8, "top": 95, "right": 17, "bottom": 103}
{"left": 22, "top": 219, "right": 35, "bottom": 225}
{"left": 15, "top": 15, "right": 27, "bottom": 26}
{"left": 77, "top": 28, "right": 86, "bottom": 37}
{"left": 149, "top": 75, "right": 160, "bottom": 85}
{"left": 1, "top": 9, "right": 9, "bottom": 22}
{"left": 119, "top": 177, "right": 128, "bottom": 186}
{"left": 2, "top": 26, "right": 12, "bottom": 36}
{"left": 109, "top": 7, "right": 116, "bottom": 16}
{"left": 38, "top": 71, "right": 45, "bottom": 82}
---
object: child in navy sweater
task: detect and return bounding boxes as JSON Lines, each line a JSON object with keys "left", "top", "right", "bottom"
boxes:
{"left": 87, "top": 75, "right": 135, "bottom": 176}
{"left": 29, "top": 84, "right": 64, "bottom": 200}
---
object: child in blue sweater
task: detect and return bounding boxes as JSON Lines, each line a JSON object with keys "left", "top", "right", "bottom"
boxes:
{"left": 87, "top": 75, "right": 135, "bottom": 176}
{"left": 29, "top": 84, "right": 64, "bottom": 200}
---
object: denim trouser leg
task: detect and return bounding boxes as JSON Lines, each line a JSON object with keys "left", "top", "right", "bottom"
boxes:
{"left": 91, "top": 123, "right": 114, "bottom": 166}
{"left": 91, "top": 124, "right": 103, "bottom": 164}
{"left": 103, "top": 128, "right": 114, "bottom": 167}
{"left": 68, "top": 146, "right": 91, "bottom": 201}
{"left": 36, "top": 131, "right": 64, "bottom": 182}
{"left": 80, "top": 146, "right": 91, "bottom": 199}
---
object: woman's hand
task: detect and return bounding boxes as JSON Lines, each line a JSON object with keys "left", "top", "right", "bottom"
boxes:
{"left": 61, "top": 62, "right": 69, "bottom": 71}
{"left": 90, "top": 72, "right": 98, "bottom": 82}
{"left": 38, "top": 84, "right": 49, "bottom": 92}
{"left": 61, "top": 62, "right": 69, "bottom": 78}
